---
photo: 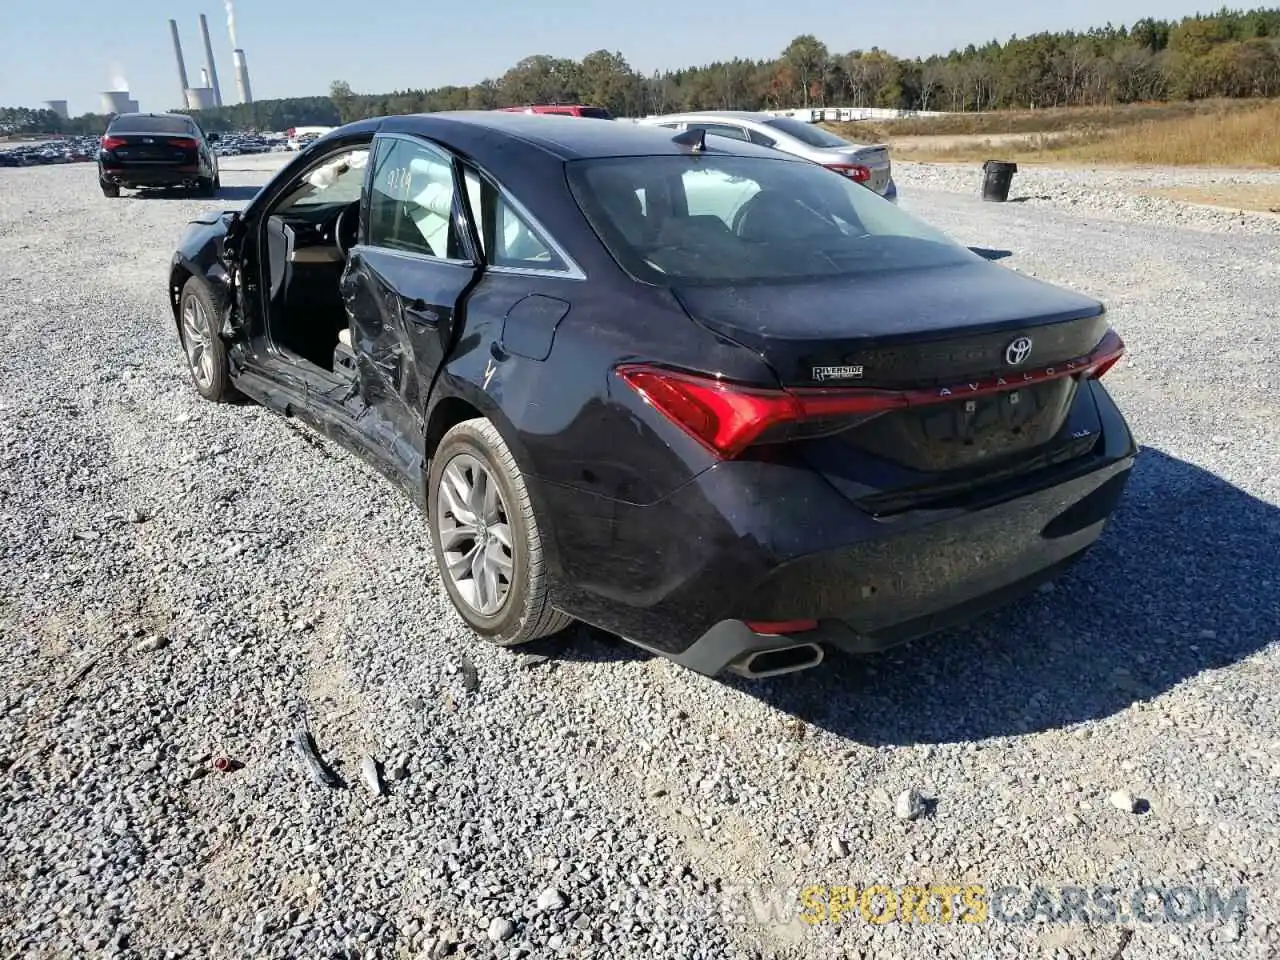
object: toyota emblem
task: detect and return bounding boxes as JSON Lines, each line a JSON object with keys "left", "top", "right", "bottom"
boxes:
{"left": 1005, "top": 336, "right": 1033, "bottom": 366}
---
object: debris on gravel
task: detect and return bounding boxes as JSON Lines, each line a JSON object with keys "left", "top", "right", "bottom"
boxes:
{"left": 290, "top": 727, "right": 343, "bottom": 789}
{"left": 894, "top": 788, "right": 927, "bottom": 821}
{"left": 486, "top": 917, "right": 516, "bottom": 943}
{"left": 536, "top": 887, "right": 569, "bottom": 912}
{"left": 1110, "top": 788, "right": 1140, "bottom": 813}
{"left": 1, "top": 153, "right": 1277, "bottom": 960}
{"left": 360, "top": 754, "right": 385, "bottom": 796}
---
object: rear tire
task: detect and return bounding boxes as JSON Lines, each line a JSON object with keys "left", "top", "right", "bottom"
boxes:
{"left": 100, "top": 180, "right": 119, "bottom": 198}
{"left": 177, "top": 276, "right": 235, "bottom": 403}
{"left": 196, "top": 177, "right": 216, "bottom": 198}
{"left": 428, "top": 418, "right": 573, "bottom": 646}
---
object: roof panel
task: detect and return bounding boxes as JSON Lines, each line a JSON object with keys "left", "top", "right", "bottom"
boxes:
{"left": 382, "top": 110, "right": 788, "bottom": 161}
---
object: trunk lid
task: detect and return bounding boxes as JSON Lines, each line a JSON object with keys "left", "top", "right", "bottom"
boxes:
{"left": 103, "top": 133, "right": 197, "bottom": 166}
{"left": 824, "top": 144, "right": 892, "bottom": 194}
{"left": 672, "top": 260, "right": 1112, "bottom": 497}
{"left": 672, "top": 259, "right": 1107, "bottom": 389}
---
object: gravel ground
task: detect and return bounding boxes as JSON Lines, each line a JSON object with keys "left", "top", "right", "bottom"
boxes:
{"left": 1, "top": 154, "right": 1277, "bottom": 960}
{"left": 899, "top": 159, "right": 1280, "bottom": 234}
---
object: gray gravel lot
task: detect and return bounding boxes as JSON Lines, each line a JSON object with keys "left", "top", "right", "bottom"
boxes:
{"left": 1, "top": 153, "right": 1277, "bottom": 960}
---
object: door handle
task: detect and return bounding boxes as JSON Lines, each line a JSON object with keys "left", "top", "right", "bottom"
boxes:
{"left": 404, "top": 299, "right": 440, "bottom": 327}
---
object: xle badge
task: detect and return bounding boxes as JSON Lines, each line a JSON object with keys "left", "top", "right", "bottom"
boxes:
{"left": 812, "top": 365, "right": 864, "bottom": 382}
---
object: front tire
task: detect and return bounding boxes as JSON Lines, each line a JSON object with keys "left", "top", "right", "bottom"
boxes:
{"left": 428, "top": 418, "right": 573, "bottom": 646}
{"left": 177, "top": 276, "right": 235, "bottom": 402}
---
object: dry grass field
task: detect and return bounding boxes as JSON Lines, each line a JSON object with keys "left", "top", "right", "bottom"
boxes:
{"left": 1138, "top": 184, "right": 1280, "bottom": 214}
{"left": 827, "top": 98, "right": 1280, "bottom": 170}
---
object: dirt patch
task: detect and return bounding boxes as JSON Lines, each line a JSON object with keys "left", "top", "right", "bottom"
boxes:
{"left": 1138, "top": 184, "right": 1280, "bottom": 214}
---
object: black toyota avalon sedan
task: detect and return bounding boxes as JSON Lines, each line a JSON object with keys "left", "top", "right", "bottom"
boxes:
{"left": 167, "top": 112, "right": 1135, "bottom": 680}
{"left": 99, "top": 112, "right": 221, "bottom": 197}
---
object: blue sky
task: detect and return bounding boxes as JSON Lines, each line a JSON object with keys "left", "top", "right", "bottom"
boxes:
{"left": 2, "top": 1, "right": 1218, "bottom": 115}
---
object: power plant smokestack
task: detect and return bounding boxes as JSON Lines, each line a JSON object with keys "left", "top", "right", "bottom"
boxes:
{"left": 201, "top": 67, "right": 210, "bottom": 87}
{"left": 233, "top": 49, "right": 253, "bottom": 104}
{"left": 169, "top": 19, "right": 190, "bottom": 107}
{"left": 199, "top": 14, "right": 223, "bottom": 108}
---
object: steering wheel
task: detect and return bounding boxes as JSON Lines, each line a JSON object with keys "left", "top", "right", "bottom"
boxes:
{"left": 335, "top": 201, "right": 360, "bottom": 259}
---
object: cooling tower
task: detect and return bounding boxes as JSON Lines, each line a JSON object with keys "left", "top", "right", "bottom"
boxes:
{"left": 186, "top": 88, "right": 217, "bottom": 111}
{"left": 199, "top": 14, "right": 223, "bottom": 108}
{"left": 101, "top": 91, "right": 134, "bottom": 115}
{"left": 43, "top": 100, "right": 70, "bottom": 119}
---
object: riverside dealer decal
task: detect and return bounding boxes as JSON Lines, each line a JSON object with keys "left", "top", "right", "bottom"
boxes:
{"left": 812, "top": 364, "right": 864, "bottom": 382}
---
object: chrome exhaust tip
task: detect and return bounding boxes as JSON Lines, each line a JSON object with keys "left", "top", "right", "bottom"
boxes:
{"left": 727, "top": 642, "right": 824, "bottom": 679}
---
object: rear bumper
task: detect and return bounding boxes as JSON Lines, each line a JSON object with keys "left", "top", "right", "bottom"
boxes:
{"left": 544, "top": 381, "right": 1136, "bottom": 674}
{"left": 100, "top": 164, "right": 202, "bottom": 187}
{"left": 649, "top": 548, "right": 1091, "bottom": 677}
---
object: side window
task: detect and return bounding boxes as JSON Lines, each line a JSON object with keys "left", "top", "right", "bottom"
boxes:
{"left": 682, "top": 168, "right": 761, "bottom": 227}
{"left": 279, "top": 146, "right": 369, "bottom": 211}
{"left": 462, "top": 166, "right": 568, "bottom": 272}
{"left": 689, "top": 123, "right": 750, "bottom": 142}
{"left": 747, "top": 129, "right": 777, "bottom": 148}
{"left": 367, "top": 136, "right": 460, "bottom": 259}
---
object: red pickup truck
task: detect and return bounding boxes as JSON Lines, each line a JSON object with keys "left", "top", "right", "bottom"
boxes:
{"left": 496, "top": 104, "right": 613, "bottom": 119}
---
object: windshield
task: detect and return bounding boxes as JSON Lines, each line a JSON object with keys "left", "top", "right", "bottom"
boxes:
{"left": 577, "top": 107, "right": 614, "bottom": 120}
{"left": 107, "top": 114, "right": 195, "bottom": 135}
{"left": 567, "top": 155, "right": 976, "bottom": 284}
{"left": 762, "top": 117, "right": 854, "bottom": 148}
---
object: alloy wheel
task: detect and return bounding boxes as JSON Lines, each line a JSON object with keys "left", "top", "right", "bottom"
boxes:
{"left": 181, "top": 294, "right": 214, "bottom": 388}
{"left": 436, "top": 453, "right": 515, "bottom": 617}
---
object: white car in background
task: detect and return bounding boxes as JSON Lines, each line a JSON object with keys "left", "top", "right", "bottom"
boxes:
{"left": 636, "top": 110, "right": 897, "bottom": 202}
{"left": 285, "top": 126, "right": 337, "bottom": 151}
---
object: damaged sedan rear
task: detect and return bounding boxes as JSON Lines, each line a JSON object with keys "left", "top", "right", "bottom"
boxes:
{"left": 167, "top": 112, "right": 1135, "bottom": 680}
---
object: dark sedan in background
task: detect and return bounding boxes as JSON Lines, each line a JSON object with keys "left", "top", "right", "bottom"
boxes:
{"left": 167, "top": 112, "right": 1135, "bottom": 680}
{"left": 98, "top": 112, "right": 221, "bottom": 197}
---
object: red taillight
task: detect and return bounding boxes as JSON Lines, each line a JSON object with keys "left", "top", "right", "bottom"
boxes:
{"left": 617, "top": 328, "right": 1126, "bottom": 460}
{"left": 101, "top": 136, "right": 127, "bottom": 150}
{"left": 167, "top": 137, "right": 198, "bottom": 148}
{"left": 616, "top": 366, "right": 903, "bottom": 459}
{"left": 1085, "top": 331, "right": 1126, "bottom": 379}
{"left": 745, "top": 619, "right": 819, "bottom": 635}
{"left": 824, "top": 163, "right": 872, "bottom": 183}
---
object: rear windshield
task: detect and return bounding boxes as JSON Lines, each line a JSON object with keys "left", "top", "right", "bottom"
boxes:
{"left": 762, "top": 117, "right": 852, "bottom": 148}
{"left": 107, "top": 115, "right": 196, "bottom": 135}
{"left": 566, "top": 155, "right": 976, "bottom": 284}
{"left": 576, "top": 107, "right": 614, "bottom": 120}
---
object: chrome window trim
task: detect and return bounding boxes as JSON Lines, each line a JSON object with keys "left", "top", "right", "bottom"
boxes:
{"left": 463, "top": 164, "right": 587, "bottom": 282}
{"left": 351, "top": 243, "right": 474, "bottom": 270}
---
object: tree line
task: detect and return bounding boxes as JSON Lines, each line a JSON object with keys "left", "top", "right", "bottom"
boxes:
{"left": 4, "top": 7, "right": 1280, "bottom": 136}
